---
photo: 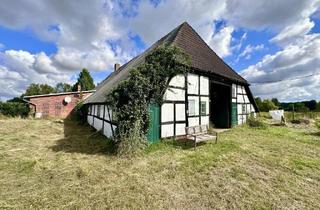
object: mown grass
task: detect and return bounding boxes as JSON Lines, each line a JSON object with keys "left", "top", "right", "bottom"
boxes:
{"left": 1, "top": 118, "right": 320, "bottom": 209}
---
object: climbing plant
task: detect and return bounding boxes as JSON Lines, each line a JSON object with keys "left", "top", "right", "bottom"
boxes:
{"left": 106, "top": 45, "right": 190, "bottom": 155}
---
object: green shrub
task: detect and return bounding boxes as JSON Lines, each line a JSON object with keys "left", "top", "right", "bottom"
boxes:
{"left": 315, "top": 121, "right": 320, "bottom": 130}
{"left": 247, "top": 116, "right": 267, "bottom": 129}
{"left": 0, "top": 102, "right": 29, "bottom": 118}
{"left": 116, "top": 120, "right": 148, "bottom": 156}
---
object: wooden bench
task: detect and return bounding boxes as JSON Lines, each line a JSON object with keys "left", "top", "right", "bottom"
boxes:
{"left": 185, "top": 125, "right": 218, "bottom": 148}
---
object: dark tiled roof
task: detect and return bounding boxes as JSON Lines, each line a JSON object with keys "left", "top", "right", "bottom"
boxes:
{"left": 85, "top": 22, "right": 248, "bottom": 104}
{"left": 172, "top": 22, "right": 247, "bottom": 84}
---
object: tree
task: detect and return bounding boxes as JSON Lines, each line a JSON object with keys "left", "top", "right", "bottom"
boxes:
{"left": 55, "top": 83, "right": 72, "bottom": 93}
{"left": 304, "top": 100, "right": 317, "bottom": 111}
{"left": 7, "top": 97, "right": 23, "bottom": 103}
{"left": 271, "top": 98, "right": 280, "bottom": 107}
{"left": 72, "top": 68, "right": 95, "bottom": 91}
{"left": 316, "top": 102, "right": 320, "bottom": 112}
{"left": 257, "top": 99, "right": 278, "bottom": 112}
{"left": 24, "top": 83, "right": 55, "bottom": 96}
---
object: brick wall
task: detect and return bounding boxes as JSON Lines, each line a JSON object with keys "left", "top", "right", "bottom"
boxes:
{"left": 28, "top": 92, "right": 92, "bottom": 118}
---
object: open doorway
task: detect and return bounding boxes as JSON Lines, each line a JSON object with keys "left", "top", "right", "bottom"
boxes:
{"left": 210, "top": 81, "right": 231, "bottom": 128}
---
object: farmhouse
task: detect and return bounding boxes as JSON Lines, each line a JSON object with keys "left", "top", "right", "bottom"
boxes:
{"left": 24, "top": 89, "right": 94, "bottom": 118}
{"left": 84, "top": 22, "right": 258, "bottom": 141}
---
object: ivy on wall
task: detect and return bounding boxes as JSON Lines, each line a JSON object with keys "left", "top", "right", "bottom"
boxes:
{"left": 106, "top": 45, "right": 190, "bottom": 155}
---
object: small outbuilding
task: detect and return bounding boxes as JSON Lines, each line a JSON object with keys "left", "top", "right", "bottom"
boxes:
{"left": 24, "top": 90, "right": 94, "bottom": 118}
{"left": 84, "top": 22, "right": 258, "bottom": 141}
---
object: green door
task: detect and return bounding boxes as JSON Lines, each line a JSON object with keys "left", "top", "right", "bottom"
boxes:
{"left": 231, "top": 103, "right": 238, "bottom": 126}
{"left": 147, "top": 104, "right": 160, "bottom": 143}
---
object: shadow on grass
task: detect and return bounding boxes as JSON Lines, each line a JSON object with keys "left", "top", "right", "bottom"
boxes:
{"left": 50, "top": 119, "right": 115, "bottom": 155}
{"left": 145, "top": 139, "right": 211, "bottom": 154}
{"left": 306, "top": 131, "right": 320, "bottom": 137}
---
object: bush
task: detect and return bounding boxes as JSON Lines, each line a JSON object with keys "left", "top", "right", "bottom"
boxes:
{"left": 0, "top": 102, "right": 29, "bottom": 118}
{"left": 247, "top": 116, "right": 267, "bottom": 129}
{"left": 116, "top": 120, "right": 148, "bottom": 156}
{"left": 315, "top": 121, "right": 320, "bottom": 130}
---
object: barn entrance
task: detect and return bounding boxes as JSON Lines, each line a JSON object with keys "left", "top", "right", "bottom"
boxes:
{"left": 210, "top": 81, "right": 231, "bottom": 128}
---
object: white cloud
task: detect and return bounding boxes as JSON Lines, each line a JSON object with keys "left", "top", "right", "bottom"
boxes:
{"left": 238, "top": 44, "right": 264, "bottom": 60}
{"left": 241, "top": 34, "right": 320, "bottom": 101}
{"left": 270, "top": 18, "right": 315, "bottom": 46}
{"left": 207, "top": 26, "right": 234, "bottom": 57}
{"left": 0, "top": 50, "right": 71, "bottom": 100}
{"left": 225, "top": 0, "right": 320, "bottom": 30}
{"left": 129, "top": 0, "right": 226, "bottom": 45}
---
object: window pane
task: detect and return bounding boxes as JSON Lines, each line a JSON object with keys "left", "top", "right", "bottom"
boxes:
{"left": 200, "top": 101, "right": 206, "bottom": 115}
{"left": 188, "top": 100, "right": 195, "bottom": 116}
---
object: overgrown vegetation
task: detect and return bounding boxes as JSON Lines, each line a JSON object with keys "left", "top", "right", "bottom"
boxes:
{"left": 246, "top": 115, "right": 267, "bottom": 129}
{"left": 1, "top": 118, "right": 320, "bottom": 209}
{"left": 0, "top": 101, "right": 29, "bottom": 117}
{"left": 106, "top": 45, "right": 189, "bottom": 155}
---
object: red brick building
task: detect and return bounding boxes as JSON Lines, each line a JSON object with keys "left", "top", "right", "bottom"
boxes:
{"left": 24, "top": 90, "right": 94, "bottom": 118}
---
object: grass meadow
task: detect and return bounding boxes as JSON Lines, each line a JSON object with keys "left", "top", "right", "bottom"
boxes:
{"left": 1, "top": 116, "right": 320, "bottom": 209}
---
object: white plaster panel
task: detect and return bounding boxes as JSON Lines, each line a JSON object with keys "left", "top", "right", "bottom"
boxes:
{"left": 95, "top": 105, "right": 99, "bottom": 116}
{"left": 176, "top": 123, "right": 186, "bottom": 136}
{"left": 237, "top": 86, "right": 242, "bottom": 94}
{"left": 238, "top": 104, "right": 243, "bottom": 114}
{"left": 187, "top": 73, "right": 199, "bottom": 94}
{"left": 161, "top": 124, "right": 174, "bottom": 138}
{"left": 188, "top": 117, "right": 199, "bottom": 126}
{"left": 164, "top": 88, "right": 185, "bottom": 101}
{"left": 104, "top": 106, "right": 110, "bottom": 120}
{"left": 169, "top": 74, "right": 185, "bottom": 87}
{"left": 175, "top": 104, "right": 186, "bottom": 121}
{"left": 112, "top": 125, "right": 117, "bottom": 132}
{"left": 200, "top": 76, "right": 209, "bottom": 95}
{"left": 188, "top": 96, "right": 199, "bottom": 116}
{"left": 200, "top": 96, "right": 209, "bottom": 115}
{"left": 201, "top": 116, "right": 209, "bottom": 125}
{"left": 243, "top": 115, "right": 247, "bottom": 123}
{"left": 232, "top": 98, "right": 236, "bottom": 103}
{"left": 246, "top": 104, "right": 251, "bottom": 114}
{"left": 237, "top": 95, "right": 244, "bottom": 103}
{"left": 93, "top": 118, "right": 103, "bottom": 131}
{"left": 100, "top": 105, "right": 104, "bottom": 117}
{"left": 232, "top": 84, "right": 237, "bottom": 98}
{"left": 103, "top": 122, "right": 113, "bottom": 138}
{"left": 87, "top": 115, "right": 93, "bottom": 126}
{"left": 244, "top": 95, "right": 249, "bottom": 103}
{"left": 238, "top": 115, "right": 244, "bottom": 125}
{"left": 109, "top": 109, "right": 113, "bottom": 121}
{"left": 161, "top": 103, "right": 174, "bottom": 122}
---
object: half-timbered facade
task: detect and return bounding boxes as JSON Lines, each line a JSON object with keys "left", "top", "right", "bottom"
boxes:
{"left": 84, "top": 22, "right": 258, "bottom": 141}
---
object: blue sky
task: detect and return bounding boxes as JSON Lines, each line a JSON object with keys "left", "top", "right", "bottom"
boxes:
{"left": 0, "top": 0, "right": 320, "bottom": 102}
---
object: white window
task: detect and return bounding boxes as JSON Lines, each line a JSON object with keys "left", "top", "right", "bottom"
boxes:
{"left": 200, "top": 101, "right": 206, "bottom": 115}
{"left": 188, "top": 99, "right": 195, "bottom": 116}
{"left": 242, "top": 104, "right": 246, "bottom": 114}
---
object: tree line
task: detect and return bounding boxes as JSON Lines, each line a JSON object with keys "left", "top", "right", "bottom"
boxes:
{"left": 255, "top": 97, "right": 320, "bottom": 112}
{"left": 0, "top": 69, "right": 95, "bottom": 117}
